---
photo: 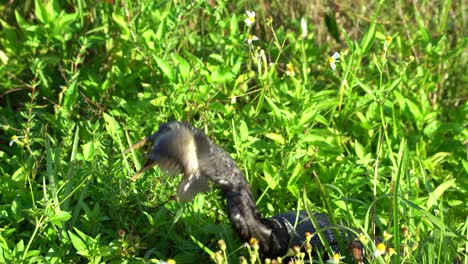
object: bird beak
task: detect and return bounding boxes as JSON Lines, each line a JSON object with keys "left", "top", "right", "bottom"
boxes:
{"left": 130, "top": 159, "right": 158, "bottom": 181}
{"left": 126, "top": 137, "right": 155, "bottom": 181}
{"left": 125, "top": 138, "right": 148, "bottom": 153}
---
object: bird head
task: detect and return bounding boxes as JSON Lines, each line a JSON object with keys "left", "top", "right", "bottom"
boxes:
{"left": 127, "top": 121, "right": 211, "bottom": 202}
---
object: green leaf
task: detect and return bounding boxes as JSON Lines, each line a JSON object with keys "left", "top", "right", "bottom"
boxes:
{"left": 265, "top": 133, "right": 285, "bottom": 145}
{"left": 15, "top": 11, "right": 37, "bottom": 31}
{"left": 210, "top": 68, "right": 235, "bottom": 83}
{"left": 264, "top": 96, "right": 281, "bottom": 120}
{"left": 239, "top": 121, "right": 249, "bottom": 142}
{"left": 229, "top": 15, "right": 239, "bottom": 36}
{"left": 360, "top": 22, "right": 376, "bottom": 55}
{"left": 112, "top": 13, "right": 130, "bottom": 38}
{"left": 360, "top": 1, "right": 383, "bottom": 55}
{"left": 0, "top": 50, "right": 9, "bottom": 64}
{"left": 406, "top": 99, "right": 423, "bottom": 122}
{"left": 154, "top": 55, "right": 174, "bottom": 80}
{"left": 63, "top": 82, "right": 78, "bottom": 110}
{"left": 287, "top": 163, "right": 302, "bottom": 198}
{"left": 325, "top": 11, "right": 340, "bottom": 42}
{"left": 82, "top": 141, "right": 95, "bottom": 161}
{"left": 68, "top": 230, "right": 87, "bottom": 253}
{"left": 49, "top": 211, "right": 72, "bottom": 226}
{"left": 427, "top": 179, "right": 456, "bottom": 208}
{"left": 303, "top": 134, "right": 325, "bottom": 143}
{"left": 299, "top": 107, "right": 317, "bottom": 126}
{"left": 35, "top": 0, "right": 50, "bottom": 23}
{"left": 433, "top": 179, "right": 456, "bottom": 199}
{"left": 103, "top": 113, "right": 118, "bottom": 138}
{"left": 354, "top": 140, "right": 365, "bottom": 161}
{"left": 173, "top": 54, "right": 191, "bottom": 80}
{"left": 263, "top": 161, "right": 278, "bottom": 190}
{"left": 143, "top": 211, "right": 154, "bottom": 225}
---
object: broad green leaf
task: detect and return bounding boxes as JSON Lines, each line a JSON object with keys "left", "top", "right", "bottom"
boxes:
{"left": 49, "top": 211, "right": 72, "bottom": 226}
{"left": 263, "top": 161, "right": 278, "bottom": 190}
{"left": 299, "top": 107, "right": 317, "bottom": 126}
{"left": 433, "top": 179, "right": 456, "bottom": 199}
{"left": 265, "top": 133, "right": 285, "bottom": 145}
{"left": 154, "top": 55, "right": 174, "bottom": 80}
{"left": 103, "top": 113, "right": 118, "bottom": 138}
{"left": 355, "top": 140, "right": 365, "bottom": 161}
{"left": 173, "top": 54, "right": 191, "bottom": 79}
{"left": 112, "top": 13, "right": 130, "bottom": 38}
{"left": 388, "top": 77, "right": 401, "bottom": 92}
{"left": 360, "top": 22, "right": 376, "bottom": 55}
{"left": 406, "top": 99, "right": 423, "bottom": 122}
{"left": 15, "top": 239, "right": 25, "bottom": 252}
{"left": 287, "top": 162, "right": 302, "bottom": 198}
{"left": 211, "top": 68, "right": 235, "bottom": 83}
{"left": 82, "top": 141, "right": 95, "bottom": 161}
{"left": 15, "top": 11, "right": 37, "bottom": 31}
{"left": 68, "top": 230, "right": 86, "bottom": 252}
{"left": 0, "top": 50, "right": 8, "bottom": 64}
{"left": 264, "top": 96, "right": 281, "bottom": 120}
{"left": 303, "top": 134, "right": 325, "bottom": 143}
{"left": 229, "top": 15, "right": 239, "bottom": 36}
{"left": 35, "top": 0, "right": 50, "bottom": 23}
{"left": 239, "top": 121, "right": 249, "bottom": 142}
{"left": 360, "top": 1, "right": 382, "bottom": 55}
{"left": 63, "top": 81, "right": 78, "bottom": 110}
{"left": 427, "top": 178, "right": 456, "bottom": 208}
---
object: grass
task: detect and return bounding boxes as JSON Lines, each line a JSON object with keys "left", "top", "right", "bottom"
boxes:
{"left": 0, "top": 0, "right": 466, "bottom": 263}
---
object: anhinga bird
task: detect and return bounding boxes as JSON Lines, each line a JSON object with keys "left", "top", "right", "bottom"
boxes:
{"left": 128, "top": 121, "right": 360, "bottom": 260}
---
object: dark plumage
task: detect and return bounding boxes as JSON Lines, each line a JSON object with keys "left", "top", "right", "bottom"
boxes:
{"left": 128, "top": 121, "right": 360, "bottom": 260}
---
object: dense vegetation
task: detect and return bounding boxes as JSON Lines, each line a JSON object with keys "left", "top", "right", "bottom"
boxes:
{"left": 0, "top": 0, "right": 466, "bottom": 263}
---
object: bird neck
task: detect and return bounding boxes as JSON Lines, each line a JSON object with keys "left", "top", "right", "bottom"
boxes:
{"left": 198, "top": 142, "right": 284, "bottom": 255}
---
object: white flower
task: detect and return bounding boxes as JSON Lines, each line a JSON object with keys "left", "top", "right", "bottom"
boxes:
{"left": 9, "top": 135, "right": 24, "bottom": 147}
{"left": 244, "top": 11, "right": 256, "bottom": 27}
{"left": 300, "top": 17, "right": 308, "bottom": 38}
{"left": 328, "top": 52, "right": 340, "bottom": 71}
{"left": 245, "top": 34, "right": 258, "bottom": 44}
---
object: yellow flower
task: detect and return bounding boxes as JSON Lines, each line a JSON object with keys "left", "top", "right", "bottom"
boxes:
{"left": 167, "top": 259, "right": 176, "bottom": 264}
{"left": 327, "top": 252, "right": 345, "bottom": 263}
{"left": 245, "top": 34, "right": 258, "bottom": 44}
{"left": 218, "top": 240, "right": 226, "bottom": 251}
{"left": 293, "top": 245, "right": 301, "bottom": 255}
{"left": 328, "top": 52, "right": 340, "bottom": 71}
{"left": 9, "top": 135, "right": 24, "bottom": 147}
{"left": 286, "top": 63, "right": 295, "bottom": 77}
{"left": 374, "top": 243, "right": 386, "bottom": 257}
{"left": 383, "top": 231, "right": 393, "bottom": 241}
{"left": 244, "top": 11, "right": 256, "bottom": 27}
{"left": 249, "top": 237, "right": 259, "bottom": 250}
{"left": 384, "top": 36, "right": 393, "bottom": 51}
{"left": 358, "top": 233, "right": 368, "bottom": 244}
{"left": 305, "top": 242, "right": 312, "bottom": 253}
{"left": 387, "top": 247, "right": 395, "bottom": 256}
